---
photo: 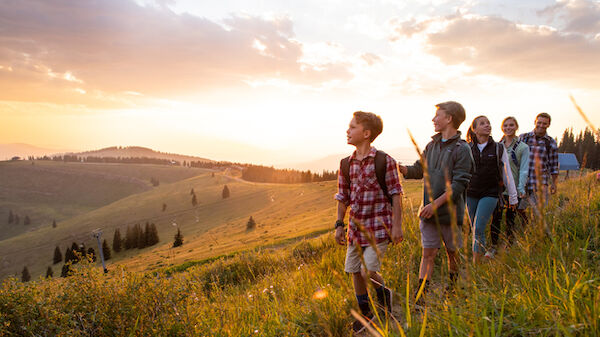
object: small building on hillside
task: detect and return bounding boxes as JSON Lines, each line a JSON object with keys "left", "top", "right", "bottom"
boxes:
{"left": 558, "top": 153, "right": 580, "bottom": 171}
{"left": 558, "top": 153, "right": 580, "bottom": 179}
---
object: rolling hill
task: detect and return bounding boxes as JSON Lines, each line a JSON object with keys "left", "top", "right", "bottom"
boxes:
{"left": 0, "top": 160, "right": 423, "bottom": 280}
{"left": 0, "top": 160, "right": 212, "bottom": 241}
{"left": 70, "top": 146, "right": 212, "bottom": 163}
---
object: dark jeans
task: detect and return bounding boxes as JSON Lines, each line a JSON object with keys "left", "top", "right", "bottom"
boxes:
{"left": 490, "top": 195, "right": 527, "bottom": 247}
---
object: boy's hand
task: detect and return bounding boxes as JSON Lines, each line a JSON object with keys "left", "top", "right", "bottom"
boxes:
{"left": 391, "top": 225, "right": 403, "bottom": 244}
{"left": 419, "top": 203, "right": 435, "bottom": 219}
{"left": 398, "top": 164, "right": 408, "bottom": 176}
{"left": 335, "top": 227, "right": 346, "bottom": 245}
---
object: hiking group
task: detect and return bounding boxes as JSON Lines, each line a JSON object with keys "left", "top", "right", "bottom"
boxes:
{"left": 334, "top": 104, "right": 559, "bottom": 333}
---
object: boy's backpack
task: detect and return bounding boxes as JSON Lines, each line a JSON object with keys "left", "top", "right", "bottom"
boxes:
{"left": 340, "top": 151, "right": 392, "bottom": 204}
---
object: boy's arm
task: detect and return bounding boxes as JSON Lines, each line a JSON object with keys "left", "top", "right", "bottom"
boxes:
{"left": 518, "top": 145, "right": 530, "bottom": 197}
{"left": 400, "top": 159, "right": 424, "bottom": 179}
{"left": 334, "top": 162, "right": 350, "bottom": 245}
{"left": 449, "top": 145, "right": 473, "bottom": 199}
{"left": 335, "top": 201, "right": 347, "bottom": 245}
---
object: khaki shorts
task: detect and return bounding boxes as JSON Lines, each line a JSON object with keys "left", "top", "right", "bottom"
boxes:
{"left": 344, "top": 242, "right": 388, "bottom": 273}
{"left": 419, "top": 220, "right": 463, "bottom": 251}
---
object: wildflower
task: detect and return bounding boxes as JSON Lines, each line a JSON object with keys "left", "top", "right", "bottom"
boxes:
{"left": 312, "top": 289, "right": 328, "bottom": 300}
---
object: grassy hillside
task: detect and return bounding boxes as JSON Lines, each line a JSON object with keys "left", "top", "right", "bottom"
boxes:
{"left": 0, "top": 173, "right": 598, "bottom": 336}
{"left": 0, "top": 166, "right": 422, "bottom": 281}
{"left": 0, "top": 160, "right": 207, "bottom": 241}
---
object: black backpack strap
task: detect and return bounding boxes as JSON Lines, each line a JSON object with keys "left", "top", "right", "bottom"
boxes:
{"left": 509, "top": 140, "right": 520, "bottom": 167}
{"left": 340, "top": 156, "right": 350, "bottom": 187}
{"left": 375, "top": 151, "right": 392, "bottom": 204}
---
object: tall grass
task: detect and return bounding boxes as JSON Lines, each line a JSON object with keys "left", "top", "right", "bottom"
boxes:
{"left": 1, "top": 172, "right": 599, "bottom": 336}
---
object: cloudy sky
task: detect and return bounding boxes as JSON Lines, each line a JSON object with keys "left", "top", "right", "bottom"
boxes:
{"left": 1, "top": 0, "right": 599, "bottom": 165}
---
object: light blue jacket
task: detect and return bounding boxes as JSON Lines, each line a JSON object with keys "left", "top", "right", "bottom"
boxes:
{"left": 501, "top": 137, "right": 529, "bottom": 196}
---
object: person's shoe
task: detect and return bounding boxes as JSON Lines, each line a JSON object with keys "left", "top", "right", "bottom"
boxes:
{"left": 376, "top": 286, "right": 393, "bottom": 314}
{"left": 352, "top": 312, "right": 374, "bottom": 333}
{"left": 484, "top": 248, "right": 496, "bottom": 259}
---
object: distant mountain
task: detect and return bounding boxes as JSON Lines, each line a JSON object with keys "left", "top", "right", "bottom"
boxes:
{"left": 70, "top": 146, "right": 212, "bottom": 163}
{"left": 287, "top": 147, "right": 419, "bottom": 172}
{"left": 0, "top": 143, "right": 73, "bottom": 160}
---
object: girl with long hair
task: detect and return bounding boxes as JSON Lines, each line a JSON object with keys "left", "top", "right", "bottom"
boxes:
{"left": 466, "top": 116, "right": 518, "bottom": 263}
{"left": 489, "top": 117, "right": 530, "bottom": 254}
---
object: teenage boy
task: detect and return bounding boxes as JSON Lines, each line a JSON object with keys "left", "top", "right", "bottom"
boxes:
{"left": 335, "top": 111, "right": 404, "bottom": 333}
{"left": 519, "top": 113, "right": 559, "bottom": 209}
{"left": 398, "top": 101, "right": 473, "bottom": 302}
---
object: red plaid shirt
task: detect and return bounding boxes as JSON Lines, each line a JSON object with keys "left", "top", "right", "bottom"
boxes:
{"left": 335, "top": 147, "right": 403, "bottom": 246}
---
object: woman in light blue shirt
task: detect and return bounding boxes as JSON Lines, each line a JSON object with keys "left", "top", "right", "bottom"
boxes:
{"left": 490, "top": 116, "right": 530, "bottom": 255}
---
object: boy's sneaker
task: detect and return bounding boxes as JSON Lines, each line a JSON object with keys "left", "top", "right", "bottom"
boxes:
{"left": 484, "top": 248, "right": 496, "bottom": 259}
{"left": 377, "top": 287, "right": 393, "bottom": 314}
{"left": 352, "top": 312, "right": 374, "bottom": 333}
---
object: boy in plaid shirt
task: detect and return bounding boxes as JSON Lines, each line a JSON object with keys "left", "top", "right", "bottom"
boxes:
{"left": 519, "top": 112, "right": 559, "bottom": 208}
{"left": 334, "top": 111, "right": 403, "bottom": 333}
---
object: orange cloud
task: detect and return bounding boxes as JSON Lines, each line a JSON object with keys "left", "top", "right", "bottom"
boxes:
{"left": 390, "top": 13, "right": 600, "bottom": 89}
{"left": 0, "top": 0, "right": 352, "bottom": 105}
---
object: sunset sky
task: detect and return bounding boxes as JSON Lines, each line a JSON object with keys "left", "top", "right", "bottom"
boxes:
{"left": 1, "top": 0, "right": 599, "bottom": 165}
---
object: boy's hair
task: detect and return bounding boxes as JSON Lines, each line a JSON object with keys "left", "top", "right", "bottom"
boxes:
{"left": 435, "top": 101, "right": 465, "bottom": 129}
{"left": 466, "top": 115, "right": 487, "bottom": 143}
{"left": 536, "top": 112, "right": 551, "bottom": 123}
{"left": 353, "top": 111, "right": 383, "bottom": 142}
{"left": 502, "top": 116, "right": 519, "bottom": 129}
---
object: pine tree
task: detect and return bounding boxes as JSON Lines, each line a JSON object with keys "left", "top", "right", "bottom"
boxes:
{"left": 135, "top": 223, "right": 145, "bottom": 249}
{"left": 46, "top": 266, "right": 53, "bottom": 278}
{"left": 53, "top": 246, "right": 62, "bottom": 264}
{"left": 144, "top": 222, "right": 151, "bottom": 247}
{"left": 52, "top": 219, "right": 57, "bottom": 228}
{"left": 149, "top": 223, "right": 159, "bottom": 245}
{"left": 162, "top": 203, "right": 167, "bottom": 212}
{"left": 113, "top": 228, "right": 122, "bottom": 253}
{"left": 87, "top": 247, "right": 96, "bottom": 262}
{"left": 125, "top": 225, "right": 134, "bottom": 250}
{"left": 102, "top": 239, "right": 111, "bottom": 260}
{"left": 21, "top": 266, "right": 30, "bottom": 282}
{"left": 8, "top": 210, "right": 13, "bottom": 224}
{"left": 246, "top": 216, "right": 256, "bottom": 230}
{"left": 24, "top": 215, "right": 31, "bottom": 225}
{"left": 191, "top": 193, "right": 198, "bottom": 206}
{"left": 190, "top": 188, "right": 195, "bottom": 195}
{"left": 173, "top": 229, "right": 183, "bottom": 247}
{"left": 64, "top": 245, "right": 75, "bottom": 263}
{"left": 222, "top": 185, "right": 230, "bottom": 199}
{"left": 70, "top": 242, "right": 80, "bottom": 263}
{"left": 61, "top": 264, "right": 70, "bottom": 277}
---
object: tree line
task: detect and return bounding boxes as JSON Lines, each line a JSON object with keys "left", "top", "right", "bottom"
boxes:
{"left": 558, "top": 127, "right": 600, "bottom": 169}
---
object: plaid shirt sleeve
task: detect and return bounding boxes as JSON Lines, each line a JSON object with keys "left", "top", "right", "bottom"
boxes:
{"left": 385, "top": 155, "right": 403, "bottom": 196}
{"left": 334, "top": 163, "right": 350, "bottom": 205}
{"left": 549, "top": 138, "right": 559, "bottom": 175}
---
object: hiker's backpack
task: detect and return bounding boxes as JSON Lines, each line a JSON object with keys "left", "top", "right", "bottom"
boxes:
{"left": 340, "top": 151, "right": 392, "bottom": 204}
{"left": 507, "top": 139, "right": 521, "bottom": 167}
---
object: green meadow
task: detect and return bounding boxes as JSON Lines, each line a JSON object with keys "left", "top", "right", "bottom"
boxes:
{"left": 0, "top": 166, "right": 598, "bottom": 336}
